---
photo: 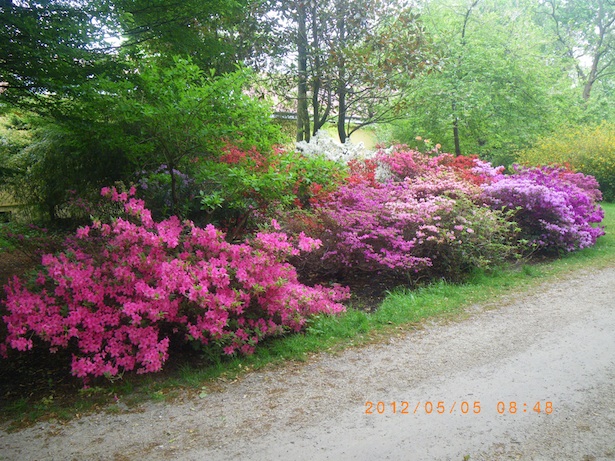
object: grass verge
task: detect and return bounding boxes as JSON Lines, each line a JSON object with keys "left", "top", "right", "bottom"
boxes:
{"left": 1, "top": 203, "right": 614, "bottom": 428}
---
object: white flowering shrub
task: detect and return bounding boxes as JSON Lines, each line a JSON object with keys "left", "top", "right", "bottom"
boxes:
{"left": 296, "top": 130, "right": 372, "bottom": 164}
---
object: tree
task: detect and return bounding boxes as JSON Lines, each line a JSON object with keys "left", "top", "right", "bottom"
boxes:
{"left": 112, "top": 0, "right": 256, "bottom": 72}
{"left": 0, "top": 0, "right": 263, "bottom": 109}
{"left": 112, "top": 57, "right": 282, "bottom": 214}
{"left": 540, "top": 0, "right": 615, "bottom": 102}
{"left": 1, "top": 0, "right": 283, "bottom": 220}
{"left": 264, "top": 0, "right": 434, "bottom": 143}
{"left": 0, "top": 0, "right": 117, "bottom": 107}
{"left": 2, "top": 57, "right": 282, "bottom": 221}
{"left": 386, "top": 0, "right": 575, "bottom": 161}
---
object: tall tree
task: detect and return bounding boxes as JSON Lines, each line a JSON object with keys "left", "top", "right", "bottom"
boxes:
{"left": 387, "top": 0, "right": 574, "bottom": 160}
{"left": 112, "top": 0, "right": 255, "bottom": 72}
{"left": 540, "top": 0, "right": 615, "bottom": 102}
{"left": 0, "top": 0, "right": 117, "bottom": 107}
{"left": 0, "top": 0, "right": 261, "bottom": 109}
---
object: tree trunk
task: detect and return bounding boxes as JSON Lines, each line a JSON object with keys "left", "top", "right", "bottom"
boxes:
{"left": 582, "top": 55, "right": 599, "bottom": 101}
{"left": 336, "top": 0, "right": 348, "bottom": 144}
{"left": 296, "top": 1, "right": 310, "bottom": 142}
{"left": 311, "top": 1, "right": 322, "bottom": 136}
{"left": 169, "top": 163, "right": 178, "bottom": 216}
{"left": 451, "top": 0, "right": 479, "bottom": 156}
{"left": 453, "top": 125, "right": 461, "bottom": 156}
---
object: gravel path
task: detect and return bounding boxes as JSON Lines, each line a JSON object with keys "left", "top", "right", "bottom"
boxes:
{"left": 1, "top": 266, "right": 614, "bottom": 461}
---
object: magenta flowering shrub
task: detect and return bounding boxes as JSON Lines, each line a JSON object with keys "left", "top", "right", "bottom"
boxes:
{"left": 286, "top": 147, "right": 519, "bottom": 280}
{"left": 1, "top": 188, "right": 348, "bottom": 381}
{"left": 315, "top": 182, "right": 441, "bottom": 273}
{"left": 482, "top": 165, "right": 605, "bottom": 252}
{"left": 307, "top": 180, "right": 518, "bottom": 280}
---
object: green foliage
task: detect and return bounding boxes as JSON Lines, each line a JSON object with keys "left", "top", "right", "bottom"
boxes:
{"left": 0, "top": 113, "right": 33, "bottom": 180}
{"left": 421, "top": 196, "right": 521, "bottom": 279}
{"left": 113, "top": 0, "right": 256, "bottom": 72}
{"left": 1, "top": 57, "right": 285, "bottom": 221}
{"left": 194, "top": 146, "right": 345, "bottom": 239}
{"left": 2, "top": 116, "right": 131, "bottom": 221}
{"left": 518, "top": 123, "right": 615, "bottom": 201}
{"left": 272, "top": 0, "right": 435, "bottom": 142}
{"left": 538, "top": 0, "right": 615, "bottom": 103}
{"left": 0, "top": 0, "right": 118, "bottom": 108}
{"left": 1, "top": 0, "right": 263, "bottom": 110}
{"left": 114, "top": 57, "right": 284, "bottom": 161}
{"left": 385, "top": 0, "right": 580, "bottom": 162}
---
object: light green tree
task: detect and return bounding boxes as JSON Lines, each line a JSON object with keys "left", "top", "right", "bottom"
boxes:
{"left": 386, "top": 0, "right": 576, "bottom": 162}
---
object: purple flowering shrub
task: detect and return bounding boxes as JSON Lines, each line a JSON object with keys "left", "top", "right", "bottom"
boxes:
{"left": 1, "top": 187, "right": 348, "bottom": 381}
{"left": 482, "top": 165, "right": 605, "bottom": 252}
{"left": 314, "top": 182, "right": 438, "bottom": 274}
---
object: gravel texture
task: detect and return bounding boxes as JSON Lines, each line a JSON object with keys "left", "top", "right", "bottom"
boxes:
{"left": 1, "top": 266, "right": 614, "bottom": 461}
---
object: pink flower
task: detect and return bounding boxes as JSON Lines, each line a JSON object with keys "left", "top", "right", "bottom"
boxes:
{"left": 76, "top": 226, "right": 90, "bottom": 239}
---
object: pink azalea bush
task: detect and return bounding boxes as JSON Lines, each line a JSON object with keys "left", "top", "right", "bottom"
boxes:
{"left": 286, "top": 148, "right": 519, "bottom": 280}
{"left": 1, "top": 187, "right": 348, "bottom": 381}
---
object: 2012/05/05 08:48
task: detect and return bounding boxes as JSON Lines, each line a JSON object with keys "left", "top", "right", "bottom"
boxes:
{"left": 364, "top": 401, "right": 553, "bottom": 415}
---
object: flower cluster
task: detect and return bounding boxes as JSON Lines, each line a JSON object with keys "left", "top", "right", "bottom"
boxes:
{"left": 309, "top": 178, "right": 517, "bottom": 279}
{"left": 1, "top": 188, "right": 348, "bottom": 381}
{"left": 296, "top": 130, "right": 371, "bottom": 164}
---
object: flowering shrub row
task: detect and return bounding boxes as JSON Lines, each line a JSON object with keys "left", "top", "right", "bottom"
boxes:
{"left": 1, "top": 188, "right": 348, "bottom": 381}
{"left": 1, "top": 141, "right": 606, "bottom": 382}
{"left": 284, "top": 146, "right": 604, "bottom": 280}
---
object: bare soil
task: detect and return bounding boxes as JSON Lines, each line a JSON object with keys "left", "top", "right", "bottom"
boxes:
{"left": 1, "top": 264, "right": 614, "bottom": 461}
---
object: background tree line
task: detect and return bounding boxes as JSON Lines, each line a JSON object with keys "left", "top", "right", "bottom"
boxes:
{"left": 1, "top": 0, "right": 614, "bottom": 222}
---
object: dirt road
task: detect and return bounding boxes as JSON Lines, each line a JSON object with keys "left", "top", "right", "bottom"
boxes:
{"left": 1, "top": 266, "right": 614, "bottom": 461}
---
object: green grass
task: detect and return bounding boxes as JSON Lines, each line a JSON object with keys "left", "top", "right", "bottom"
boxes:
{"left": 2, "top": 203, "right": 614, "bottom": 427}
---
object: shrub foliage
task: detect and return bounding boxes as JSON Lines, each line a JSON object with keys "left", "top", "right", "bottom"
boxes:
{"left": 1, "top": 141, "right": 606, "bottom": 382}
{"left": 518, "top": 123, "right": 615, "bottom": 201}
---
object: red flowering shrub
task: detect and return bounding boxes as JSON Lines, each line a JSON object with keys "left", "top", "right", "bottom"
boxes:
{"left": 347, "top": 158, "right": 379, "bottom": 187}
{"left": 1, "top": 187, "right": 348, "bottom": 381}
{"left": 431, "top": 153, "right": 505, "bottom": 186}
{"left": 374, "top": 146, "right": 437, "bottom": 180}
